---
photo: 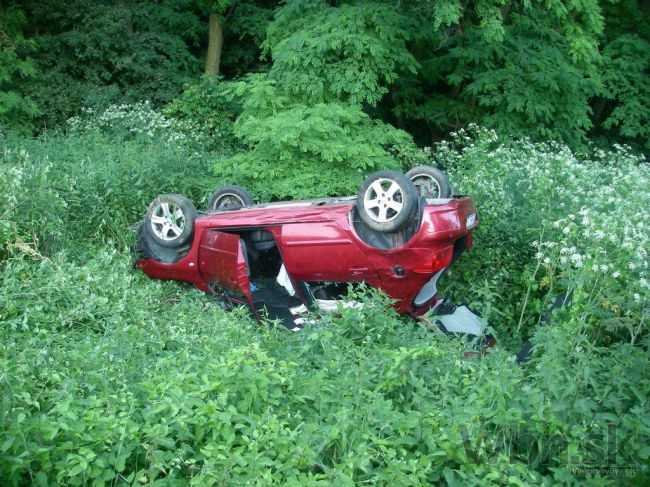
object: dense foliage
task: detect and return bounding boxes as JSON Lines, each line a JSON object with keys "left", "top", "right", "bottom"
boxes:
{"left": 1, "top": 120, "right": 649, "bottom": 485}
{"left": 1, "top": 0, "right": 648, "bottom": 149}
{"left": 0, "top": 4, "right": 39, "bottom": 132}
{"left": 435, "top": 127, "right": 648, "bottom": 346}
{"left": 212, "top": 75, "right": 418, "bottom": 199}
{"left": 1, "top": 0, "right": 649, "bottom": 484}
{"left": 20, "top": 0, "right": 205, "bottom": 128}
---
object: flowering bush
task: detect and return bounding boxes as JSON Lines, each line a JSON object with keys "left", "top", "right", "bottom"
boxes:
{"left": 66, "top": 101, "right": 235, "bottom": 152}
{"left": 434, "top": 126, "right": 648, "bottom": 344}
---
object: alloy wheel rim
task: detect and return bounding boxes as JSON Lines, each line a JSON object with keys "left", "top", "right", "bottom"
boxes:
{"left": 150, "top": 202, "right": 185, "bottom": 240}
{"left": 363, "top": 178, "right": 404, "bottom": 223}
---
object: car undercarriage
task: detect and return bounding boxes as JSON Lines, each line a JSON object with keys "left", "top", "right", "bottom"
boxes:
{"left": 134, "top": 167, "right": 490, "bottom": 349}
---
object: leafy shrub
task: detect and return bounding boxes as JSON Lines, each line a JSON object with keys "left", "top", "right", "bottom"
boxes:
{"left": 0, "top": 145, "right": 67, "bottom": 258}
{"left": 600, "top": 34, "right": 650, "bottom": 150}
{"left": 0, "top": 4, "right": 40, "bottom": 133}
{"left": 435, "top": 126, "right": 648, "bottom": 346}
{"left": 164, "top": 77, "right": 240, "bottom": 150}
{"left": 204, "top": 0, "right": 428, "bottom": 202}
{"left": 22, "top": 0, "right": 203, "bottom": 128}
{"left": 212, "top": 75, "right": 417, "bottom": 200}
{"left": 445, "top": 13, "right": 598, "bottom": 149}
{"left": 264, "top": 0, "right": 419, "bottom": 106}
{"left": 67, "top": 101, "right": 214, "bottom": 149}
{"left": 1, "top": 251, "right": 648, "bottom": 485}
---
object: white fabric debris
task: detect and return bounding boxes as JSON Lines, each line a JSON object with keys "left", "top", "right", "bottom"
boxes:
{"left": 276, "top": 263, "right": 296, "bottom": 296}
{"left": 436, "top": 306, "right": 486, "bottom": 336}
{"left": 315, "top": 299, "right": 364, "bottom": 312}
{"left": 290, "top": 304, "right": 308, "bottom": 315}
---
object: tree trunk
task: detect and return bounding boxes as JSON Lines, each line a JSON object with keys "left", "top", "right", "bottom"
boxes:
{"left": 205, "top": 13, "right": 223, "bottom": 76}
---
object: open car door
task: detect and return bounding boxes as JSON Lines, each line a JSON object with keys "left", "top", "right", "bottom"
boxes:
{"left": 198, "top": 230, "right": 253, "bottom": 306}
{"left": 198, "top": 229, "right": 310, "bottom": 329}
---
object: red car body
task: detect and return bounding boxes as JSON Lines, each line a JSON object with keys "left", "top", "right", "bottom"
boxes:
{"left": 135, "top": 196, "right": 478, "bottom": 317}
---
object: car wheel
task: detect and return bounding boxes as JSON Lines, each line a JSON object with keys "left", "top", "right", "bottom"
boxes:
{"left": 144, "top": 194, "right": 197, "bottom": 248}
{"left": 357, "top": 170, "right": 418, "bottom": 232}
{"left": 405, "top": 166, "right": 452, "bottom": 199}
{"left": 208, "top": 185, "right": 254, "bottom": 211}
{"left": 134, "top": 221, "right": 191, "bottom": 264}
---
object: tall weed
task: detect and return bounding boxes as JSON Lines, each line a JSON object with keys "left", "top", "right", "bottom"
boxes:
{"left": 0, "top": 132, "right": 219, "bottom": 258}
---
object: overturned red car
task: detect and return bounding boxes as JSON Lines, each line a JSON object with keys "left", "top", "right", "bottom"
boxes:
{"left": 134, "top": 167, "right": 479, "bottom": 328}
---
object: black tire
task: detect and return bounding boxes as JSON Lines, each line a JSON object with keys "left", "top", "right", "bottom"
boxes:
{"left": 133, "top": 222, "right": 191, "bottom": 264}
{"left": 405, "top": 166, "right": 452, "bottom": 199}
{"left": 208, "top": 185, "right": 254, "bottom": 211}
{"left": 144, "top": 194, "right": 197, "bottom": 248}
{"left": 357, "top": 170, "right": 418, "bottom": 232}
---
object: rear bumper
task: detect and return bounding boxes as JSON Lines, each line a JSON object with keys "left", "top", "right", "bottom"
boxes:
{"left": 419, "top": 197, "right": 478, "bottom": 242}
